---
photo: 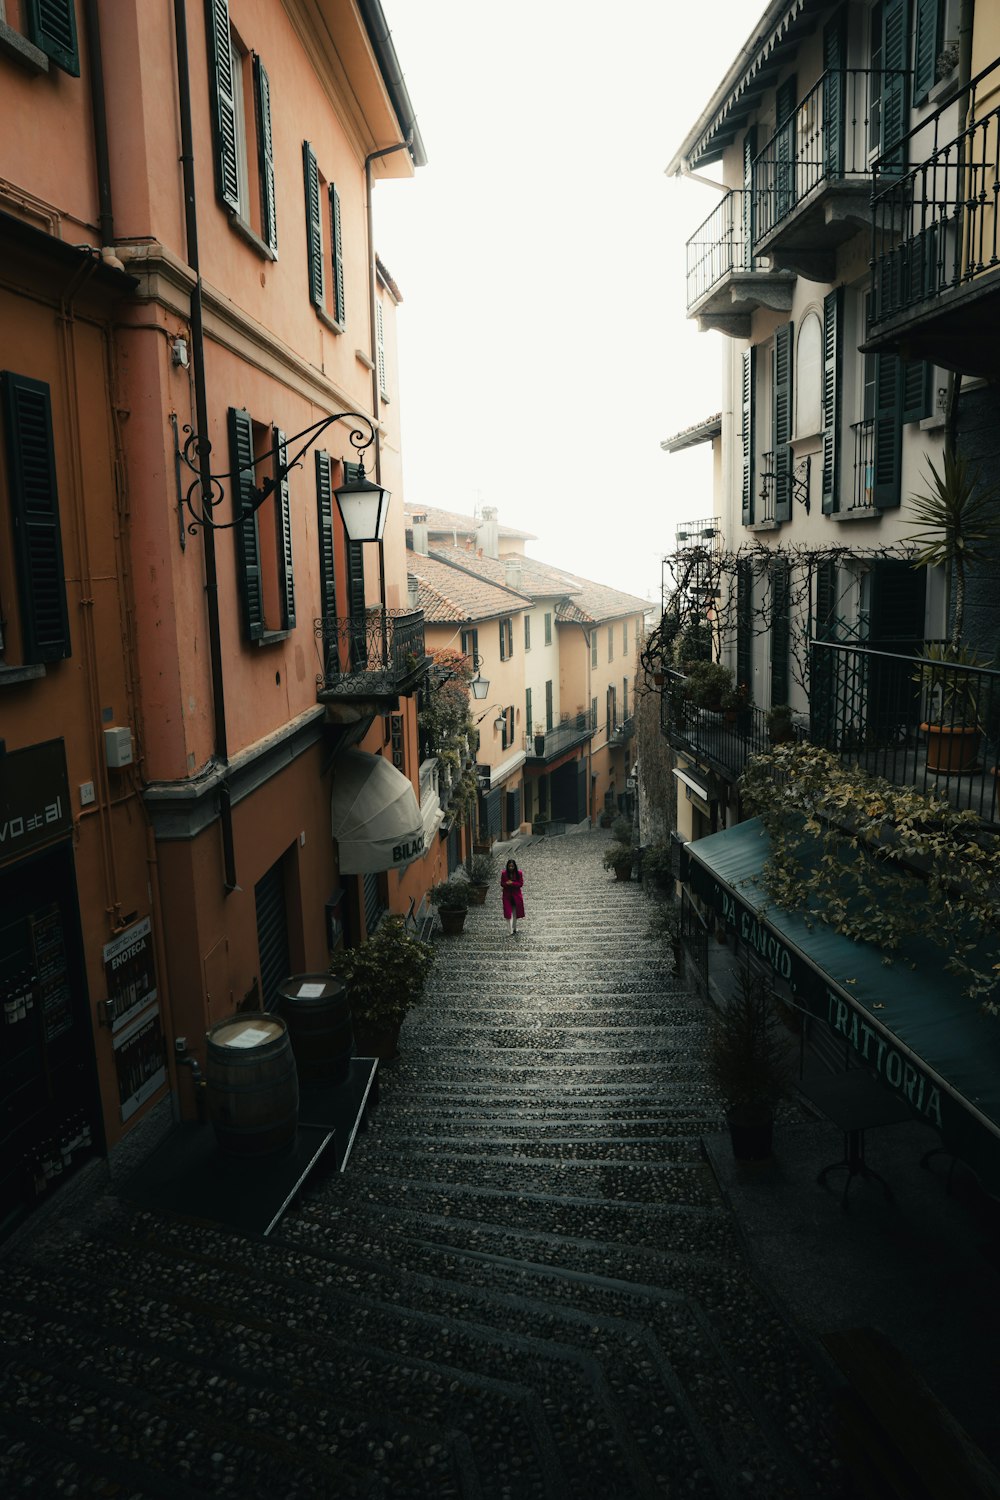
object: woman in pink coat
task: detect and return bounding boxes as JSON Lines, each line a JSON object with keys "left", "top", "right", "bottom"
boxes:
{"left": 500, "top": 859, "right": 525, "bottom": 934}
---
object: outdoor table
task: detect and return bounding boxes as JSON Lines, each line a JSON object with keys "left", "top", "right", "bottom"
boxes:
{"left": 799, "top": 1067, "right": 912, "bottom": 1209}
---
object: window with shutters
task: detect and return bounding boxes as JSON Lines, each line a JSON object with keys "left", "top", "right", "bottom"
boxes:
{"left": 544, "top": 612, "right": 552, "bottom": 645}
{"left": 205, "top": 3, "right": 277, "bottom": 258}
{"left": 622, "top": 619, "right": 628, "bottom": 655}
{"left": 590, "top": 632, "right": 597, "bottom": 668}
{"left": 795, "top": 312, "right": 822, "bottom": 439}
{"left": 303, "top": 142, "right": 345, "bottom": 330}
{"left": 498, "top": 616, "right": 513, "bottom": 661}
{"left": 772, "top": 322, "right": 794, "bottom": 523}
{"left": 0, "top": 371, "right": 71, "bottom": 670}
{"left": 741, "top": 346, "right": 757, "bottom": 526}
{"left": 0, "top": 0, "right": 79, "bottom": 74}
{"left": 461, "top": 627, "right": 479, "bottom": 663}
{"left": 770, "top": 559, "right": 791, "bottom": 707}
{"left": 375, "top": 297, "right": 387, "bottom": 397}
{"left": 524, "top": 615, "right": 531, "bottom": 651}
{"left": 500, "top": 705, "right": 515, "bottom": 751}
{"left": 228, "top": 407, "right": 296, "bottom": 643}
{"left": 607, "top": 626, "right": 614, "bottom": 662}
{"left": 914, "top": 0, "right": 943, "bottom": 103}
{"left": 545, "top": 679, "right": 554, "bottom": 731}
{"left": 869, "top": 0, "right": 910, "bottom": 163}
{"left": 525, "top": 686, "right": 533, "bottom": 734}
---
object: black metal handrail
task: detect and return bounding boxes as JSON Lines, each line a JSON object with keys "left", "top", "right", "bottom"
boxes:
{"left": 758, "top": 449, "right": 776, "bottom": 524}
{"left": 870, "top": 55, "right": 1000, "bottom": 327}
{"left": 316, "top": 608, "right": 426, "bottom": 693}
{"left": 810, "top": 639, "right": 1000, "bottom": 822}
{"left": 660, "top": 670, "right": 799, "bottom": 779}
{"left": 754, "top": 68, "right": 910, "bottom": 245}
{"left": 685, "top": 189, "right": 769, "bottom": 309}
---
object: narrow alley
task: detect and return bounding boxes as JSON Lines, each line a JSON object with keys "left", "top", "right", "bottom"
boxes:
{"left": 0, "top": 829, "right": 852, "bottom": 1499}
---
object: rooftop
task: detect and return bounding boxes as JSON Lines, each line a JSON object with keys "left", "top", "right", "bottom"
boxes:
{"left": 660, "top": 413, "right": 723, "bottom": 454}
{"left": 404, "top": 503, "right": 537, "bottom": 543}
{"left": 406, "top": 549, "right": 530, "bottom": 624}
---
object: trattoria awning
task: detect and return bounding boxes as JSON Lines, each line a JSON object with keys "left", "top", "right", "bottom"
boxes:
{"left": 682, "top": 819, "right": 1000, "bottom": 1196}
{"left": 331, "top": 750, "right": 425, "bottom": 874}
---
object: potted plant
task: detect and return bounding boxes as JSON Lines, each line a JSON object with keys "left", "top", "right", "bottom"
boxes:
{"left": 684, "top": 659, "right": 734, "bottom": 712}
{"left": 611, "top": 815, "right": 633, "bottom": 845}
{"left": 904, "top": 446, "right": 1000, "bottom": 775}
{"left": 720, "top": 681, "right": 749, "bottom": 728}
{"left": 603, "top": 842, "right": 634, "bottom": 881}
{"left": 707, "top": 967, "right": 792, "bottom": 1161}
{"left": 466, "top": 853, "right": 493, "bottom": 905}
{"left": 640, "top": 842, "right": 673, "bottom": 889}
{"left": 766, "top": 703, "right": 795, "bottom": 744}
{"left": 430, "top": 878, "right": 471, "bottom": 935}
{"left": 329, "top": 916, "right": 434, "bottom": 1061}
{"left": 533, "top": 724, "right": 547, "bottom": 756}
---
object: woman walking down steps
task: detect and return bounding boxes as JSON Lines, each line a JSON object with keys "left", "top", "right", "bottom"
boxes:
{"left": 500, "top": 857, "right": 524, "bottom": 934}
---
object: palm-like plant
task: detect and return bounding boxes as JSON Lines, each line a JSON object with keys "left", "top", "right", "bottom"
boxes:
{"left": 905, "top": 446, "right": 1000, "bottom": 652}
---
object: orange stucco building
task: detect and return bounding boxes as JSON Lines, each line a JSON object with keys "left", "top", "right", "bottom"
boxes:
{"left": 0, "top": 0, "right": 430, "bottom": 1235}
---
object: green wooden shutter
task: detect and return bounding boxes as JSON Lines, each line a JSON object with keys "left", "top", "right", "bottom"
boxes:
{"left": 206, "top": 0, "right": 240, "bottom": 213}
{"left": 815, "top": 558, "right": 837, "bottom": 640}
{"left": 742, "top": 127, "right": 756, "bottom": 266}
{"left": 329, "top": 184, "right": 345, "bottom": 325}
{"left": 770, "top": 559, "right": 790, "bottom": 706}
{"left": 821, "top": 289, "right": 842, "bottom": 514}
{"left": 315, "top": 451, "right": 337, "bottom": 627}
{"left": 228, "top": 407, "right": 264, "bottom": 640}
{"left": 525, "top": 686, "right": 532, "bottom": 735}
{"left": 303, "top": 141, "right": 324, "bottom": 309}
{"left": 253, "top": 55, "right": 278, "bottom": 256}
{"left": 902, "top": 359, "right": 933, "bottom": 423}
{"left": 873, "top": 352, "right": 903, "bottom": 508}
{"left": 914, "top": 0, "right": 941, "bottom": 101}
{"left": 741, "top": 347, "right": 755, "bottom": 525}
{"left": 25, "top": 0, "right": 79, "bottom": 76}
{"left": 773, "top": 322, "right": 794, "bottom": 522}
{"left": 375, "top": 299, "right": 387, "bottom": 394}
{"left": 1, "top": 372, "right": 70, "bottom": 662}
{"left": 880, "top": 0, "right": 911, "bottom": 163}
{"left": 343, "top": 464, "right": 366, "bottom": 668}
{"left": 822, "top": 11, "right": 846, "bottom": 178}
{"left": 774, "top": 75, "right": 797, "bottom": 221}
{"left": 274, "top": 429, "right": 295, "bottom": 629}
{"left": 736, "top": 558, "right": 753, "bottom": 690}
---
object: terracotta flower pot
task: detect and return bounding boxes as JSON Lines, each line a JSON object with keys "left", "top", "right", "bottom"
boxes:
{"left": 438, "top": 907, "right": 467, "bottom": 935}
{"left": 921, "top": 721, "right": 980, "bottom": 774}
{"left": 467, "top": 883, "right": 489, "bottom": 906}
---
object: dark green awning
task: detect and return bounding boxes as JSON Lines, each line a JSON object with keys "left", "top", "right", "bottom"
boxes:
{"left": 683, "top": 819, "right": 1000, "bottom": 1196}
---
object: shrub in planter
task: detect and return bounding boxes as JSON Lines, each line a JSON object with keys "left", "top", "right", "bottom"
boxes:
{"left": 329, "top": 916, "right": 434, "bottom": 1059}
{"left": 430, "top": 878, "right": 470, "bottom": 934}
{"left": 766, "top": 703, "right": 795, "bottom": 744}
{"left": 611, "top": 815, "right": 634, "bottom": 846}
{"left": 602, "top": 842, "right": 633, "bottom": 879}
{"left": 641, "top": 842, "right": 673, "bottom": 887}
{"left": 685, "top": 659, "right": 733, "bottom": 711}
{"left": 466, "top": 853, "right": 493, "bottom": 905}
{"left": 707, "top": 967, "right": 792, "bottom": 1159}
{"left": 598, "top": 810, "right": 613, "bottom": 829}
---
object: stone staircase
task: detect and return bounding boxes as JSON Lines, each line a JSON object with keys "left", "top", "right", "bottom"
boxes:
{"left": 0, "top": 832, "right": 849, "bottom": 1498}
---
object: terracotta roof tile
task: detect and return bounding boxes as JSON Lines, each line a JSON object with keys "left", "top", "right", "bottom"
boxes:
{"left": 406, "top": 549, "right": 530, "bottom": 623}
{"left": 404, "top": 502, "right": 536, "bottom": 541}
{"left": 426, "top": 545, "right": 581, "bottom": 601}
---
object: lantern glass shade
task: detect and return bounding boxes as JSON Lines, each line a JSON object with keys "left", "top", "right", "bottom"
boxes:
{"left": 334, "top": 472, "right": 391, "bottom": 542}
{"left": 470, "top": 675, "right": 489, "bottom": 699}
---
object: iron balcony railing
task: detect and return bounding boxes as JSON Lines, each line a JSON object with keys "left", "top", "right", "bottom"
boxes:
{"left": 525, "top": 708, "right": 595, "bottom": 762}
{"left": 754, "top": 68, "right": 910, "bottom": 245}
{"left": 685, "top": 189, "right": 769, "bottom": 310}
{"left": 660, "top": 670, "right": 803, "bottom": 779}
{"left": 810, "top": 639, "right": 1000, "bottom": 823}
{"left": 849, "top": 418, "right": 877, "bottom": 511}
{"left": 757, "top": 450, "right": 777, "bottom": 524}
{"left": 607, "top": 714, "right": 635, "bottom": 746}
{"left": 870, "top": 55, "right": 1000, "bottom": 328}
{"left": 317, "top": 608, "right": 426, "bottom": 697}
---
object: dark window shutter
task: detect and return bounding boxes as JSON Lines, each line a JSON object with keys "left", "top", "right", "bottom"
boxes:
{"left": 815, "top": 557, "right": 837, "bottom": 640}
{"left": 375, "top": 299, "right": 387, "bottom": 393}
{"left": 736, "top": 559, "right": 752, "bottom": 689}
{"left": 873, "top": 352, "right": 903, "bottom": 507}
{"left": 773, "top": 321, "right": 794, "bottom": 522}
{"left": 545, "top": 678, "right": 553, "bottom": 730}
{"left": 362, "top": 870, "right": 386, "bottom": 934}
{"left": 742, "top": 127, "right": 756, "bottom": 264}
{"left": 315, "top": 450, "right": 337, "bottom": 626}
{"left": 822, "top": 11, "right": 846, "bottom": 178}
{"left": 774, "top": 75, "right": 797, "bottom": 221}
{"left": 253, "top": 55, "right": 278, "bottom": 255}
{"left": 303, "top": 141, "right": 324, "bottom": 309}
{"left": 902, "top": 359, "right": 933, "bottom": 423}
{"left": 329, "top": 184, "right": 345, "bottom": 324}
{"left": 206, "top": 0, "right": 240, "bottom": 213}
{"left": 525, "top": 686, "right": 532, "bottom": 733}
{"left": 770, "top": 559, "right": 790, "bottom": 706}
{"left": 869, "top": 558, "right": 927, "bottom": 643}
{"left": 25, "top": 0, "right": 79, "bottom": 76}
{"left": 821, "top": 288, "right": 842, "bottom": 514}
{"left": 254, "top": 857, "right": 289, "bottom": 1010}
{"left": 228, "top": 407, "right": 264, "bottom": 640}
{"left": 880, "top": 0, "right": 911, "bottom": 161}
{"left": 1, "top": 372, "right": 70, "bottom": 662}
{"left": 775, "top": 75, "right": 797, "bottom": 126}
{"left": 274, "top": 429, "right": 295, "bottom": 629}
{"left": 344, "top": 481, "right": 366, "bottom": 669}
{"left": 741, "top": 347, "right": 755, "bottom": 524}
{"left": 914, "top": 0, "right": 941, "bottom": 100}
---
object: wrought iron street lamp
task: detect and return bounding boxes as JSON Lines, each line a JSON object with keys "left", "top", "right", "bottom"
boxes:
{"left": 177, "top": 409, "right": 388, "bottom": 537}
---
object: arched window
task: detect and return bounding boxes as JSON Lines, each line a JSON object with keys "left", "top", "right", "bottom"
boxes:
{"left": 795, "top": 311, "right": 822, "bottom": 438}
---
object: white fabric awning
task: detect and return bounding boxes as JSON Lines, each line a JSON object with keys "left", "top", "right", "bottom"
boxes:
{"left": 331, "top": 750, "right": 425, "bottom": 874}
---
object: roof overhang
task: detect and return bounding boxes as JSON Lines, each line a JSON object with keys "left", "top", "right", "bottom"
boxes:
{"left": 661, "top": 414, "right": 723, "bottom": 454}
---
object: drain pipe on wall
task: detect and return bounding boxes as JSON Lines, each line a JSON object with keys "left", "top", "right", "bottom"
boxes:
{"left": 365, "top": 137, "right": 413, "bottom": 613}
{"left": 173, "top": 0, "right": 237, "bottom": 891}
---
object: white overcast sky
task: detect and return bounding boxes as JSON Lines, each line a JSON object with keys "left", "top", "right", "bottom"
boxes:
{"left": 373, "top": 1, "right": 758, "bottom": 605}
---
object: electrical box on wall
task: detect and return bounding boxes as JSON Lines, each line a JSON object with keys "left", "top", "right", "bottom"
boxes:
{"left": 103, "top": 726, "right": 133, "bottom": 768}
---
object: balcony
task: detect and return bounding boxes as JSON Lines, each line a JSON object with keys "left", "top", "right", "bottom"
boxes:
{"left": 317, "top": 608, "right": 427, "bottom": 704}
{"left": 660, "top": 670, "right": 801, "bottom": 781}
{"left": 607, "top": 715, "right": 635, "bottom": 747}
{"left": 525, "top": 709, "right": 595, "bottom": 765}
{"left": 753, "top": 69, "right": 908, "bottom": 280}
{"left": 685, "top": 189, "right": 794, "bottom": 336}
{"left": 811, "top": 640, "right": 1000, "bottom": 824}
{"left": 868, "top": 56, "right": 1000, "bottom": 377}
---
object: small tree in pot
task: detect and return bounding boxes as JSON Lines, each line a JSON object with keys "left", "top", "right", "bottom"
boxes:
{"left": 430, "top": 878, "right": 471, "bottom": 935}
{"left": 466, "top": 853, "right": 493, "bottom": 905}
{"left": 707, "top": 967, "right": 792, "bottom": 1160}
{"left": 329, "top": 916, "right": 434, "bottom": 1061}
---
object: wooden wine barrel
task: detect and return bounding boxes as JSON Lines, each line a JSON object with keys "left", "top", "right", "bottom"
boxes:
{"left": 205, "top": 1013, "right": 299, "bottom": 1157}
{"left": 275, "top": 975, "right": 352, "bottom": 1085}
